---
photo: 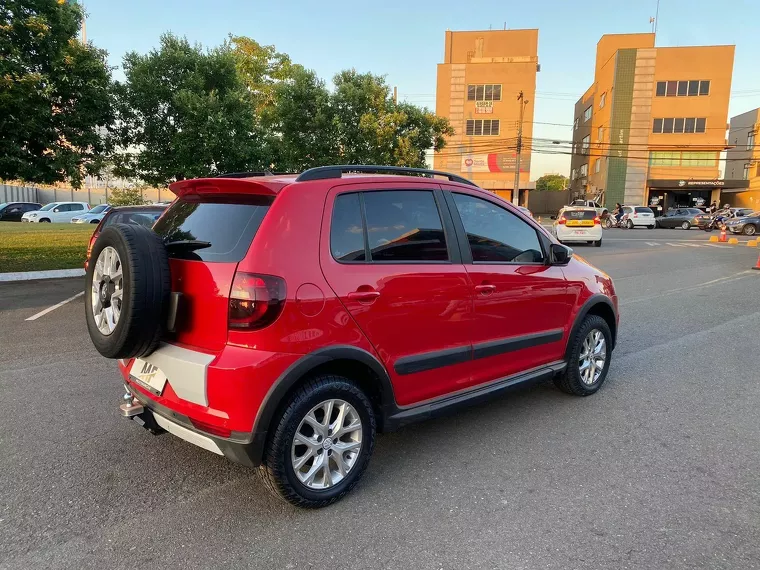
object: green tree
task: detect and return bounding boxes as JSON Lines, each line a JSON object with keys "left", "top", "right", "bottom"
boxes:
{"left": 107, "top": 186, "right": 147, "bottom": 206}
{"left": 0, "top": 0, "right": 113, "bottom": 188}
{"left": 229, "top": 35, "right": 301, "bottom": 113}
{"left": 535, "top": 173, "right": 568, "bottom": 191}
{"left": 111, "top": 34, "right": 268, "bottom": 187}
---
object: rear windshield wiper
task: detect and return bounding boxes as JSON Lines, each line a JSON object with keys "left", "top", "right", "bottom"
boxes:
{"left": 164, "top": 239, "right": 212, "bottom": 251}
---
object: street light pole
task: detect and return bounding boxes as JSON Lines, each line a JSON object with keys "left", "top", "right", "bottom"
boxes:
{"left": 512, "top": 91, "right": 528, "bottom": 206}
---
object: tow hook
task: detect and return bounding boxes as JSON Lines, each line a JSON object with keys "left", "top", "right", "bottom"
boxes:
{"left": 120, "top": 389, "right": 144, "bottom": 417}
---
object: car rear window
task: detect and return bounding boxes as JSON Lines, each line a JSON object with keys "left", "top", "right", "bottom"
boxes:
{"left": 634, "top": 207, "right": 653, "bottom": 214}
{"left": 563, "top": 209, "right": 596, "bottom": 220}
{"left": 153, "top": 198, "right": 271, "bottom": 262}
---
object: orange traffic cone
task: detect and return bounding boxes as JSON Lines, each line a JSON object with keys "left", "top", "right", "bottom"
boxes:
{"left": 719, "top": 227, "right": 727, "bottom": 242}
{"left": 753, "top": 252, "right": 760, "bottom": 271}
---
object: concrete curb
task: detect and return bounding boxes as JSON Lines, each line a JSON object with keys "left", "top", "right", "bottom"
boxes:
{"left": 0, "top": 268, "right": 85, "bottom": 283}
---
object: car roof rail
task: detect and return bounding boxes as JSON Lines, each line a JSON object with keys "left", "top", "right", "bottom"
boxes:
{"left": 215, "top": 171, "right": 274, "bottom": 178}
{"left": 294, "top": 165, "right": 478, "bottom": 187}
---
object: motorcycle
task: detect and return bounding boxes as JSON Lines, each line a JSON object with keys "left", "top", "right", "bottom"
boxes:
{"left": 702, "top": 210, "right": 730, "bottom": 232}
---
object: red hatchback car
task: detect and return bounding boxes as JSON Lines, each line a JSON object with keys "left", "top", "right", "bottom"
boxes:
{"left": 84, "top": 166, "right": 618, "bottom": 508}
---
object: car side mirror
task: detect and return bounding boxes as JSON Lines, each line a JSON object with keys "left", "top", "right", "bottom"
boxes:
{"left": 550, "top": 243, "right": 573, "bottom": 265}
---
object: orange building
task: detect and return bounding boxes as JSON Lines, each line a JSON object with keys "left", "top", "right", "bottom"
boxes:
{"left": 434, "top": 29, "right": 539, "bottom": 204}
{"left": 570, "top": 34, "right": 739, "bottom": 215}
{"left": 725, "top": 108, "right": 760, "bottom": 209}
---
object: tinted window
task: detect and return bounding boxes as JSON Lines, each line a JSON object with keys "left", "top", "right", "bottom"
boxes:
{"left": 634, "top": 207, "right": 653, "bottom": 214}
{"left": 699, "top": 80, "right": 710, "bottom": 95}
{"left": 40, "top": 203, "right": 56, "bottom": 211}
{"left": 89, "top": 205, "right": 109, "bottom": 214}
{"left": 677, "top": 81, "right": 688, "bottom": 96}
{"left": 330, "top": 193, "right": 366, "bottom": 262}
{"left": 70, "top": 204, "right": 84, "bottom": 211}
{"left": 153, "top": 199, "right": 271, "bottom": 262}
{"left": 655, "top": 82, "right": 666, "bottom": 96}
{"left": 564, "top": 209, "right": 597, "bottom": 220}
{"left": 454, "top": 193, "right": 544, "bottom": 263}
{"left": 362, "top": 191, "right": 448, "bottom": 262}
{"left": 695, "top": 118, "right": 706, "bottom": 133}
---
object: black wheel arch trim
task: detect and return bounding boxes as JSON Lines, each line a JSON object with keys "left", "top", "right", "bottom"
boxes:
{"left": 565, "top": 294, "right": 618, "bottom": 359}
{"left": 245, "top": 345, "right": 396, "bottom": 465}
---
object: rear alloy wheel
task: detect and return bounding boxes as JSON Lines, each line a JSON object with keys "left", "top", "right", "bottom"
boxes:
{"left": 554, "top": 314, "right": 612, "bottom": 396}
{"left": 743, "top": 224, "right": 757, "bottom": 236}
{"left": 259, "top": 375, "right": 376, "bottom": 508}
{"left": 681, "top": 221, "right": 691, "bottom": 230}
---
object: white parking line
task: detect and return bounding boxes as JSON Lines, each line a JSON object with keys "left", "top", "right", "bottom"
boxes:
{"left": 702, "top": 243, "right": 731, "bottom": 248}
{"left": 667, "top": 243, "right": 687, "bottom": 247}
{"left": 25, "top": 292, "right": 84, "bottom": 321}
{"left": 645, "top": 242, "right": 660, "bottom": 246}
{"left": 681, "top": 243, "right": 703, "bottom": 248}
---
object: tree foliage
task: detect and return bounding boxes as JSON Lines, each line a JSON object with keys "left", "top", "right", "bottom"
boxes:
{"left": 0, "top": 0, "right": 113, "bottom": 188}
{"left": 535, "top": 173, "right": 568, "bottom": 191}
{"left": 111, "top": 34, "right": 269, "bottom": 187}
{"left": 107, "top": 186, "right": 147, "bottom": 206}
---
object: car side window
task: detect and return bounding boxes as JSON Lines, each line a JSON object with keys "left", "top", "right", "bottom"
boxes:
{"left": 330, "top": 193, "right": 366, "bottom": 262}
{"left": 57, "top": 204, "right": 70, "bottom": 212}
{"left": 362, "top": 191, "right": 448, "bottom": 262}
{"left": 453, "top": 193, "right": 544, "bottom": 263}
{"left": 71, "top": 204, "right": 84, "bottom": 211}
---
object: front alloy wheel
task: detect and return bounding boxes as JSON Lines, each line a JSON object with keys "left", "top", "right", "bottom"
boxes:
{"left": 578, "top": 330, "right": 607, "bottom": 385}
{"left": 743, "top": 224, "right": 757, "bottom": 236}
{"left": 554, "top": 314, "right": 612, "bottom": 396}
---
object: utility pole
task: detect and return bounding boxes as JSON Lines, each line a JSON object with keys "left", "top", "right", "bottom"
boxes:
{"left": 393, "top": 86, "right": 398, "bottom": 105}
{"left": 512, "top": 90, "right": 528, "bottom": 206}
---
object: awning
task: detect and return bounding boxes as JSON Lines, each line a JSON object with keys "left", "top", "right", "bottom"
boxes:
{"left": 647, "top": 179, "right": 750, "bottom": 190}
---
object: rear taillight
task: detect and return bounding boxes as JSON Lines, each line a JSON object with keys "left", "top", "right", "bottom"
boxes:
{"left": 558, "top": 217, "right": 567, "bottom": 225}
{"left": 228, "top": 272, "right": 286, "bottom": 330}
{"left": 633, "top": 213, "right": 638, "bottom": 218}
{"left": 593, "top": 216, "right": 601, "bottom": 225}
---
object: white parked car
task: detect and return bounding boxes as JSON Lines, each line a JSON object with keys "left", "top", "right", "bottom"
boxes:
{"left": 569, "top": 199, "right": 608, "bottom": 217}
{"left": 71, "top": 204, "right": 112, "bottom": 224}
{"left": 553, "top": 206, "right": 603, "bottom": 247}
{"left": 22, "top": 202, "right": 91, "bottom": 223}
{"left": 620, "top": 205, "right": 656, "bottom": 229}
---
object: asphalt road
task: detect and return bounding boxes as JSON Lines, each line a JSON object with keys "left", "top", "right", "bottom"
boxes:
{"left": 1, "top": 230, "right": 759, "bottom": 570}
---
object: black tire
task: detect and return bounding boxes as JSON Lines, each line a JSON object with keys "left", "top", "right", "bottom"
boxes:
{"left": 85, "top": 224, "right": 171, "bottom": 359}
{"left": 554, "top": 315, "right": 612, "bottom": 396}
{"left": 648, "top": 225, "right": 655, "bottom": 229}
{"left": 40, "top": 218, "right": 51, "bottom": 223}
{"left": 743, "top": 224, "right": 757, "bottom": 236}
{"left": 681, "top": 221, "right": 691, "bottom": 230}
{"left": 594, "top": 239, "right": 602, "bottom": 247}
{"left": 626, "top": 219, "right": 634, "bottom": 229}
{"left": 259, "top": 375, "right": 376, "bottom": 508}
{"left": 90, "top": 219, "right": 100, "bottom": 224}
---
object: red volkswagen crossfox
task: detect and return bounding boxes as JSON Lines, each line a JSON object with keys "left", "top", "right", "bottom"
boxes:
{"left": 84, "top": 165, "right": 619, "bottom": 508}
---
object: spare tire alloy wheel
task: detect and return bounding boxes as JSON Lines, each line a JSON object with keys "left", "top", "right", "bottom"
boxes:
{"left": 91, "top": 246, "right": 123, "bottom": 336}
{"left": 85, "top": 224, "right": 171, "bottom": 359}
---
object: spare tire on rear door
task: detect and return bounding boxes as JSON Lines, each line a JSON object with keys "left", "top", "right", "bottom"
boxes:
{"left": 85, "top": 224, "right": 171, "bottom": 359}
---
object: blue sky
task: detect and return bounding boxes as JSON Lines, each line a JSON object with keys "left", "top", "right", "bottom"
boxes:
{"left": 82, "top": 0, "right": 760, "bottom": 178}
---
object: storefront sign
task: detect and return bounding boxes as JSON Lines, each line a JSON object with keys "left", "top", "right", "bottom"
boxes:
{"left": 474, "top": 101, "right": 494, "bottom": 114}
{"left": 648, "top": 179, "right": 749, "bottom": 190}
{"left": 461, "top": 152, "right": 523, "bottom": 173}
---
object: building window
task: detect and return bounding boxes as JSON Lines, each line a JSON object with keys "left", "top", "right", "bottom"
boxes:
{"left": 650, "top": 151, "right": 717, "bottom": 167}
{"left": 581, "top": 135, "right": 590, "bottom": 155}
{"left": 652, "top": 117, "right": 707, "bottom": 134}
{"left": 743, "top": 165, "right": 749, "bottom": 180}
{"left": 748, "top": 131, "right": 755, "bottom": 150}
{"left": 467, "top": 84, "right": 502, "bottom": 101}
{"left": 574, "top": 117, "right": 579, "bottom": 130}
{"left": 583, "top": 106, "right": 592, "bottom": 122}
{"left": 597, "top": 126, "right": 604, "bottom": 142}
{"left": 656, "top": 80, "right": 711, "bottom": 97}
{"left": 594, "top": 159, "right": 601, "bottom": 173}
{"left": 465, "top": 119, "right": 500, "bottom": 136}
{"left": 571, "top": 168, "right": 577, "bottom": 180}
{"left": 579, "top": 163, "right": 588, "bottom": 177}
{"left": 599, "top": 92, "right": 606, "bottom": 109}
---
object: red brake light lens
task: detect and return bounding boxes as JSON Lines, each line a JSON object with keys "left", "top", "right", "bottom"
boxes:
{"left": 228, "top": 272, "right": 286, "bottom": 330}
{"left": 558, "top": 216, "right": 567, "bottom": 225}
{"left": 593, "top": 216, "right": 601, "bottom": 225}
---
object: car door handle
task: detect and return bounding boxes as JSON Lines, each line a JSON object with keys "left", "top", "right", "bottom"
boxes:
{"left": 347, "top": 290, "right": 380, "bottom": 302}
{"left": 474, "top": 284, "right": 496, "bottom": 295}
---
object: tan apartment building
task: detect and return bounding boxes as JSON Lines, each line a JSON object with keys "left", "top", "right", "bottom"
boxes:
{"left": 725, "top": 108, "right": 760, "bottom": 210}
{"left": 569, "top": 34, "right": 741, "bottom": 215}
{"left": 434, "top": 29, "right": 539, "bottom": 204}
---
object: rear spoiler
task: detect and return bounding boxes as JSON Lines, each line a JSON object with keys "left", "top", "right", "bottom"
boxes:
{"left": 169, "top": 177, "right": 289, "bottom": 199}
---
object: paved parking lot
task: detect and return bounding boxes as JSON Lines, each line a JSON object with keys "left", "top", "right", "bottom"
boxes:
{"left": 1, "top": 229, "right": 759, "bottom": 569}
